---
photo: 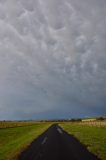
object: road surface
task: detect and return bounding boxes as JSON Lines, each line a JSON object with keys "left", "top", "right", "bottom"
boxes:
{"left": 18, "top": 124, "right": 100, "bottom": 160}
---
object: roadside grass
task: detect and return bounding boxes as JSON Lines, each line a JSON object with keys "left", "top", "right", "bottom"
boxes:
{"left": 0, "top": 121, "right": 39, "bottom": 129}
{"left": 0, "top": 122, "right": 51, "bottom": 160}
{"left": 60, "top": 122, "right": 106, "bottom": 160}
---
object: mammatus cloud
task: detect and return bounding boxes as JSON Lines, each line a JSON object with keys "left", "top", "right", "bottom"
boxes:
{"left": 0, "top": 0, "right": 106, "bottom": 120}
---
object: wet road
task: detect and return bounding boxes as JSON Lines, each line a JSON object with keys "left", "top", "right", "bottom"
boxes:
{"left": 18, "top": 124, "right": 100, "bottom": 160}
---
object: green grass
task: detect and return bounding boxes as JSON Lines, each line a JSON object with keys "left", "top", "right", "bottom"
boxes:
{"left": 0, "top": 121, "right": 40, "bottom": 129}
{"left": 0, "top": 122, "right": 51, "bottom": 160}
{"left": 1, "top": 121, "right": 105, "bottom": 160}
{"left": 60, "top": 122, "right": 106, "bottom": 160}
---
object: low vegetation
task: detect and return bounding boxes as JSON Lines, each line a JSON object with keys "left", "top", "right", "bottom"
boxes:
{"left": 0, "top": 120, "right": 105, "bottom": 160}
{"left": 0, "top": 122, "right": 51, "bottom": 160}
{"left": 60, "top": 122, "right": 106, "bottom": 160}
{"left": 0, "top": 121, "right": 39, "bottom": 129}
{"left": 78, "top": 121, "right": 106, "bottom": 127}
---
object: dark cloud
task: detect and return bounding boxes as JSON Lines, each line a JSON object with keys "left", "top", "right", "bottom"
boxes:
{"left": 0, "top": 0, "right": 106, "bottom": 120}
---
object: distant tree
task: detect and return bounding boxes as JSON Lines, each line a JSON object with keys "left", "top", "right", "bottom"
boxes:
{"left": 96, "top": 117, "right": 104, "bottom": 121}
{"left": 70, "top": 119, "right": 76, "bottom": 122}
{"left": 76, "top": 118, "right": 82, "bottom": 122}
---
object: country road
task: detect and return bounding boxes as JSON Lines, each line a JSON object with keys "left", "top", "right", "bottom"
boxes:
{"left": 18, "top": 124, "right": 100, "bottom": 160}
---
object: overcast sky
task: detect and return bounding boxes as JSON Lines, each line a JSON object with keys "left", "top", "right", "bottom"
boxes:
{"left": 0, "top": 0, "right": 106, "bottom": 120}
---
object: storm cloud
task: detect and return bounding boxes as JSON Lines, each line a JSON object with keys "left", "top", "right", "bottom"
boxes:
{"left": 0, "top": 0, "right": 106, "bottom": 120}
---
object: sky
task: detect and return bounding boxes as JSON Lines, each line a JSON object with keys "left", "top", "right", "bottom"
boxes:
{"left": 0, "top": 0, "right": 106, "bottom": 120}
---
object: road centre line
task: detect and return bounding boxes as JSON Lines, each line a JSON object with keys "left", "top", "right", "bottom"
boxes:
{"left": 41, "top": 137, "right": 48, "bottom": 145}
{"left": 57, "top": 127, "right": 63, "bottom": 134}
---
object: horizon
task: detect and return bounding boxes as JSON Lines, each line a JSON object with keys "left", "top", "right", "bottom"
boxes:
{"left": 0, "top": 115, "right": 105, "bottom": 121}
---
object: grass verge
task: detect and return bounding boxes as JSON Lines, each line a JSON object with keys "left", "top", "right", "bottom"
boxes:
{"left": 0, "top": 122, "right": 51, "bottom": 160}
{"left": 60, "top": 122, "right": 106, "bottom": 160}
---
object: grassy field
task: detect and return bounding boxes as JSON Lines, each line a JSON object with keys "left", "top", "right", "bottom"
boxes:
{"left": 60, "top": 122, "right": 106, "bottom": 160}
{"left": 79, "top": 121, "right": 106, "bottom": 127}
{"left": 0, "top": 121, "right": 40, "bottom": 129}
{"left": 0, "top": 122, "right": 51, "bottom": 160}
{"left": 1, "top": 121, "right": 106, "bottom": 160}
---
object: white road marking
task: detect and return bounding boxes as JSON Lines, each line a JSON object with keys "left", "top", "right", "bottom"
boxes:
{"left": 57, "top": 127, "right": 63, "bottom": 134}
{"left": 41, "top": 137, "right": 48, "bottom": 145}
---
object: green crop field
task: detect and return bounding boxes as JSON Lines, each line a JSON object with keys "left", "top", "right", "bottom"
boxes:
{"left": 60, "top": 122, "right": 106, "bottom": 160}
{"left": 0, "top": 122, "right": 51, "bottom": 160}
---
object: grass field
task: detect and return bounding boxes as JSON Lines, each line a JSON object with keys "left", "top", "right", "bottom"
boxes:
{"left": 0, "top": 122, "right": 51, "bottom": 160}
{"left": 79, "top": 121, "right": 106, "bottom": 127}
{"left": 60, "top": 122, "right": 106, "bottom": 160}
{"left": 0, "top": 121, "right": 106, "bottom": 160}
{"left": 0, "top": 121, "right": 40, "bottom": 129}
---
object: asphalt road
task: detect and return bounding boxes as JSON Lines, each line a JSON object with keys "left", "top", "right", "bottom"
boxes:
{"left": 18, "top": 124, "right": 100, "bottom": 160}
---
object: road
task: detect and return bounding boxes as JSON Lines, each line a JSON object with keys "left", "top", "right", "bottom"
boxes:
{"left": 18, "top": 124, "right": 100, "bottom": 160}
